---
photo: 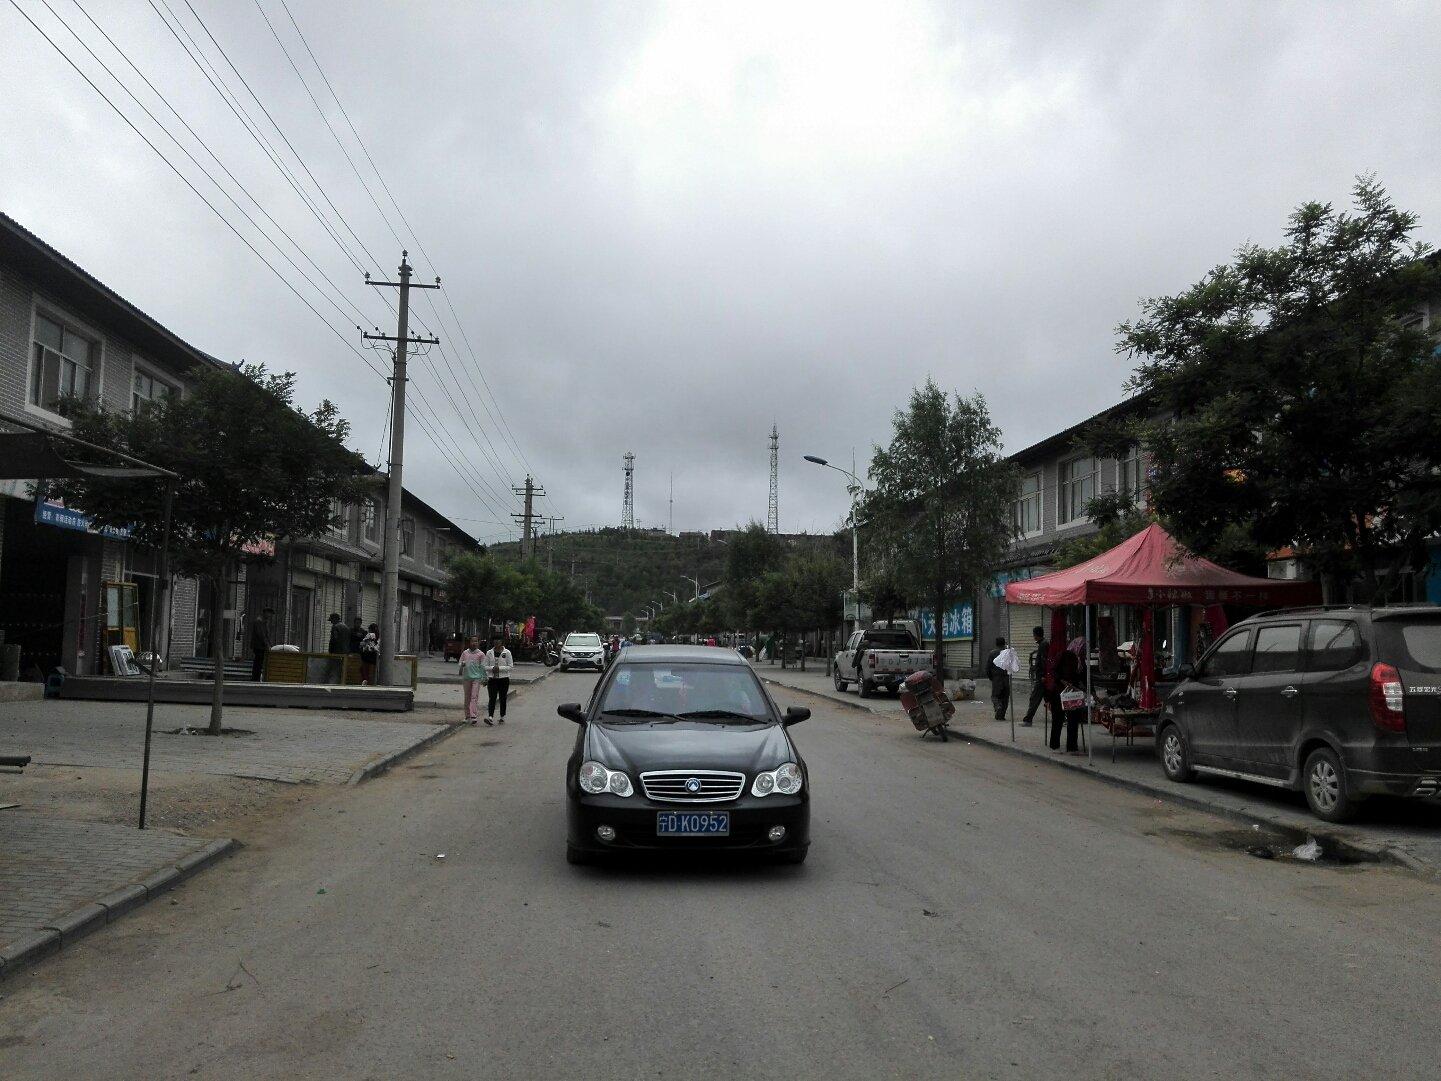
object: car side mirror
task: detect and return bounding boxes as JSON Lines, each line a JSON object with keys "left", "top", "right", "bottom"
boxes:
{"left": 557, "top": 702, "right": 586, "bottom": 725}
{"left": 782, "top": 705, "right": 810, "bottom": 727}
{"left": 1177, "top": 663, "right": 1195, "bottom": 680}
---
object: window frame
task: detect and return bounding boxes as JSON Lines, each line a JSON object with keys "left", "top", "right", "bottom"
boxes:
{"left": 1057, "top": 454, "right": 1098, "bottom": 526}
{"left": 130, "top": 362, "right": 174, "bottom": 415}
{"left": 28, "top": 306, "right": 103, "bottom": 419}
{"left": 1199, "top": 628, "right": 1254, "bottom": 679}
{"left": 1117, "top": 448, "right": 1144, "bottom": 506}
{"left": 1012, "top": 470, "right": 1042, "bottom": 537}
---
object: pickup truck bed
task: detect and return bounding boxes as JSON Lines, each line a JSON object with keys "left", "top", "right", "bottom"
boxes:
{"left": 833, "top": 629, "right": 934, "bottom": 698}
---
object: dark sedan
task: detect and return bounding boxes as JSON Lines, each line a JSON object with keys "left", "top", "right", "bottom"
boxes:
{"left": 558, "top": 644, "right": 811, "bottom": 865}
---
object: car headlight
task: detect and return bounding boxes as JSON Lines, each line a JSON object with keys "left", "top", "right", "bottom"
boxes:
{"left": 579, "top": 760, "right": 633, "bottom": 796}
{"left": 751, "top": 762, "right": 803, "bottom": 797}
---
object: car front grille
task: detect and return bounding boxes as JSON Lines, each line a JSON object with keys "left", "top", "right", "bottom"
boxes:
{"left": 641, "top": 769, "right": 746, "bottom": 803}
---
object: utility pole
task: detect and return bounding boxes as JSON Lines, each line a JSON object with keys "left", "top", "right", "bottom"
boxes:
{"left": 511, "top": 476, "right": 546, "bottom": 558}
{"left": 363, "top": 252, "right": 438, "bottom": 687}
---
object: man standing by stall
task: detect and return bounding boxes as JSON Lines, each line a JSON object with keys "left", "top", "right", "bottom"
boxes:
{"left": 1020, "top": 625, "right": 1049, "bottom": 727}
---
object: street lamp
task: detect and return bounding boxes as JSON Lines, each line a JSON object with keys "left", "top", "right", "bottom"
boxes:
{"left": 681, "top": 574, "right": 701, "bottom": 601}
{"left": 665, "top": 591, "right": 680, "bottom": 604}
{"left": 804, "top": 454, "right": 862, "bottom": 632}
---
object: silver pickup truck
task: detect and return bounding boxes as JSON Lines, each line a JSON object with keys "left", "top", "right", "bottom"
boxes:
{"left": 833, "top": 625, "right": 934, "bottom": 698}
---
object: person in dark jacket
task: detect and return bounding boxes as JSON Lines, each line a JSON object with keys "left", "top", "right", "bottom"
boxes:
{"left": 249, "top": 607, "right": 273, "bottom": 682}
{"left": 1049, "top": 637, "right": 1087, "bottom": 753}
{"left": 327, "top": 613, "right": 349, "bottom": 654}
{"left": 1021, "top": 626, "right": 1048, "bottom": 727}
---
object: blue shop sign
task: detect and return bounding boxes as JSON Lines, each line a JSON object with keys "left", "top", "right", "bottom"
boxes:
{"left": 35, "top": 497, "right": 130, "bottom": 539}
{"left": 918, "top": 602, "right": 974, "bottom": 642}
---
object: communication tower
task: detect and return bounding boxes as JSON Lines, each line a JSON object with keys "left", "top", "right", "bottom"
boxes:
{"left": 767, "top": 424, "right": 779, "bottom": 534}
{"left": 622, "top": 452, "right": 635, "bottom": 530}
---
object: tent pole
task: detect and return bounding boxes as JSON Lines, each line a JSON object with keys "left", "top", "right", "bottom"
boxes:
{"left": 1083, "top": 605, "right": 1095, "bottom": 766}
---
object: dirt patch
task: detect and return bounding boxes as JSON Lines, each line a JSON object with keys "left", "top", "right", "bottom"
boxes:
{"left": 0, "top": 764, "right": 317, "bottom": 835}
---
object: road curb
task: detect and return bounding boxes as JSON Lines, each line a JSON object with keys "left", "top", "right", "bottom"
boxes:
{"left": 0, "top": 836, "right": 240, "bottom": 983}
{"left": 348, "top": 721, "right": 465, "bottom": 785}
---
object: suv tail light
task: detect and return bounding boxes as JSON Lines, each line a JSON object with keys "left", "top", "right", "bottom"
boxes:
{"left": 1368, "top": 662, "right": 1406, "bottom": 733}
{"left": 867, "top": 652, "right": 876, "bottom": 669}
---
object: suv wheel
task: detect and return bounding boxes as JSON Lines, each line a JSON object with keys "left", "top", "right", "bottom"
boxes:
{"left": 1304, "top": 747, "right": 1358, "bottom": 823}
{"left": 1159, "top": 724, "right": 1195, "bottom": 783}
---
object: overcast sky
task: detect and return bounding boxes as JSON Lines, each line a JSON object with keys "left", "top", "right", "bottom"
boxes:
{"left": 4, "top": 1, "right": 1437, "bottom": 545}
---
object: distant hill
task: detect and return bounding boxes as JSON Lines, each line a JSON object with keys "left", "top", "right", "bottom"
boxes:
{"left": 488, "top": 526, "right": 844, "bottom": 618}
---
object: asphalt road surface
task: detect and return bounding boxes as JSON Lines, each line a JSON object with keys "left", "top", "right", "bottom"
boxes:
{"left": 5, "top": 672, "right": 1441, "bottom": 1080}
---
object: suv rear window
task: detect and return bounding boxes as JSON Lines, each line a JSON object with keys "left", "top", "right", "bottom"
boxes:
{"left": 1376, "top": 620, "right": 1441, "bottom": 674}
{"left": 1307, "top": 618, "right": 1366, "bottom": 672}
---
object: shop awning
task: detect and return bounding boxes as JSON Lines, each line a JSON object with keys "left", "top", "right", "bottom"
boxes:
{"left": 1004, "top": 522, "right": 1322, "bottom": 607}
{"left": 0, "top": 430, "right": 173, "bottom": 480}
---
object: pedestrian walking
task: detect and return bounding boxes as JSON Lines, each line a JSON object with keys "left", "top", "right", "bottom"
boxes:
{"left": 1050, "top": 637, "right": 1087, "bottom": 754}
{"left": 1020, "top": 625, "right": 1049, "bottom": 727}
{"left": 249, "top": 607, "right": 273, "bottom": 682}
{"left": 349, "top": 616, "right": 365, "bottom": 655}
{"left": 458, "top": 635, "right": 486, "bottom": 723}
{"left": 483, "top": 634, "right": 514, "bottom": 725}
{"left": 359, "top": 623, "right": 380, "bottom": 686}
{"left": 985, "top": 636, "right": 1019, "bottom": 720}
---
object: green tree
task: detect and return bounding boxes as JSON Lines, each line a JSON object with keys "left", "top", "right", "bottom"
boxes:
{"left": 47, "top": 363, "right": 366, "bottom": 734}
{"left": 860, "top": 380, "right": 1020, "bottom": 682}
{"left": 722, "top": 521, "right": 784, "bottom": 633}
{"left": 1109, "top": 177, "right": 1441, "bottom": 601}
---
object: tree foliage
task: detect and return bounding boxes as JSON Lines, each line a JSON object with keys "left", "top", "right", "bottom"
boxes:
{"left": 46, "top": 363, "right": 366, "bottom": 733}
{"left": 859, "top": 380, "right": 1020, "bottom": 677}
{"left": 1109, "top": 177, "right": 1441, "bottom": 601}
{"left": 445, "top": 552, "right": 601, "bottom": 634}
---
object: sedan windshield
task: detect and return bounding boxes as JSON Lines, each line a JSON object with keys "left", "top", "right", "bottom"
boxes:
{"left": 599, "top": 663, "right": 769, "bottom": 722}
{"left": 566, "top": 634, "right": 602, "bottom": 648}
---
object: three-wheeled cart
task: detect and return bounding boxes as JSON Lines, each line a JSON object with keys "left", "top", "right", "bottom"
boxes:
{"left": 899, "top": 670, "right": 955, "bottom": 741}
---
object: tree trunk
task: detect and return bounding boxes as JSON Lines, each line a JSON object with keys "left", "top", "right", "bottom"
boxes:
{"left": 208, "top": 572, "right": 226, "bottom": 735}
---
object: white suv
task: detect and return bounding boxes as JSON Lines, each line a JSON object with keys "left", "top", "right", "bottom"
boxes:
{"left": 559, "top": 632, "right": 605, "bottom": 672}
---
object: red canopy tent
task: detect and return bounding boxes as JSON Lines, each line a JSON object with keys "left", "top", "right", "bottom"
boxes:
{"left": 1006, "top": 523, "right": 1322, "bottom": 727}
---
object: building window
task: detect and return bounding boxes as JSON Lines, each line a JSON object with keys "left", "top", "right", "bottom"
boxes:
{"left": 1058, "top": 455, "right": 1097, "bottom": 525}
{"left": 1117, "top": 448, "right": 1144, "bottom": 506}
{"left": 425, "top": 528, "right": 436, "bottom": 567}
{"left": 400, "top": 517, "right": 415, "bottom": 556}
{"left": 328, "top": 499, "right": 348, "bottom": 538}
{"left": 132, "top": 368, "right": 172, "bottom": 414}
{"left": 1013, "top": 471, "right": 1041, "bottom": 536}
{"left": 362, "top": 500, "right": 378, "bottom": 543}
{"left": 30, "top": 311, "right": 97, "bottom": 413}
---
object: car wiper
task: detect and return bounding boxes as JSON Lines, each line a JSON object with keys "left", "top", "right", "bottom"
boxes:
{"left": 599, "top": 708, "right": 668, "bottom": 717}
{"left": 676, "top": 709, "right": 764, "bottom": 722}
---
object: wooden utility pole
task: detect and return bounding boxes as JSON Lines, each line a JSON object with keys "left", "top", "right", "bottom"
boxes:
{"left": 511, "top": 476, "right": 546, "bottom": 558}
{"left": 363, "top": 252, "right": 438, "bottom": 686}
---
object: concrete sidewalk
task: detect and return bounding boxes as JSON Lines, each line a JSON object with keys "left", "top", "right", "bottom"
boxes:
{"left": 0, "top": 677, "right": 533, "bottom": 982}
{"left": 755, "top": 661, "right": 1441, "bottom": 875}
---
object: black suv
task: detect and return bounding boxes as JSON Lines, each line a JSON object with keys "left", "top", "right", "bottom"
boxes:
{"left": 1157, "top": 605, "right": 1441, "bottom": 822}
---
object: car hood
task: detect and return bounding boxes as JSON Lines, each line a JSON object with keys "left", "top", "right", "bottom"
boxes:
{"left": 563, "top": 642, "right": 603, "bottom": 652}
{"left": 588, "top": 720, "right": 793, "bottom": 774}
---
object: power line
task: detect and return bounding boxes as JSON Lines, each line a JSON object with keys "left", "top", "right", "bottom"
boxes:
{"left": 8, "top": 0, "right": 389, "bottom": 385}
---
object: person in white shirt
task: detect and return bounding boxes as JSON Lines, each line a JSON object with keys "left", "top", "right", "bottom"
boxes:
{"left": 483, "top": 635, "right": 514, "bottom": 725}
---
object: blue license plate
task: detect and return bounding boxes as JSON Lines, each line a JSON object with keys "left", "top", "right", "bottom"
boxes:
{"left": 656, "top": 811, "right": 729, "bottom": 836}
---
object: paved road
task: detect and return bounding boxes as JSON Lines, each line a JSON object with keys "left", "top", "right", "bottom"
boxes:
{"left": 4, "top": 672, "right": 1441, "bottom": 1080}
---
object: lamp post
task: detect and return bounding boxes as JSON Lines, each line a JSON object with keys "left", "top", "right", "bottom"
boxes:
{"left": 681, "top": 574, "right": 701, "bottom": 601}
{"left": 665, "top": 591, "right": 679, "bottom": 605}
{"left": 804, "top": 454, "right": 861, "bottom": 632}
